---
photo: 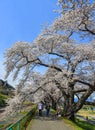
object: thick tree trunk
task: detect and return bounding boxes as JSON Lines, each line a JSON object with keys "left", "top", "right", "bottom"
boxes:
{"left": 75, "top": 88, "right": 93, "bottom": 112}
{"left": 63, "top": 100, "right": 75, "bottom": 121}
{"left": 63, "top": 103, "right": 76, "bottom": 121}
{"left": 64, "top": 84, "right": 75, "bottom": 121}
{"left": 64, "top": 99, "right": 69, "bottom": 113}
{"left": 63, "top": 92, "right": 75, "bottom": 121}
{"left": 66, "top": 112, "right": 75, "bottom": 121}
{"left": 63, "top": 88, "right": 93, "bottom": 121}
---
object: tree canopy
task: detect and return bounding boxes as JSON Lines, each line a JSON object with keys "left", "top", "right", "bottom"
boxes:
{"left": 4, "top": 0, "right": 95, "bottom": 120}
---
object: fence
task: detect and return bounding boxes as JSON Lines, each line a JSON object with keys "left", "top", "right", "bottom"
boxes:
{"left": 6, "top": 106, "right": 37, "bottom": 130}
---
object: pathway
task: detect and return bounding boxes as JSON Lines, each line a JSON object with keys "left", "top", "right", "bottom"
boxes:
{"left": 30, "top": 111, "right": 74, "bottom": 130}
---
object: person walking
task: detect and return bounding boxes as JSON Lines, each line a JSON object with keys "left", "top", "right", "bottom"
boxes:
{"left": 45, "top": 102, "right": 50, "bottom": 117}
{"left": 38, "top": 101, "right": 44, "bottom": 116}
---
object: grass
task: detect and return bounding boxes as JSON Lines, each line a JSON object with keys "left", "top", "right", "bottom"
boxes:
{"left": 89, "top": 111, "right": 95, "bottom": 114}
{"left": 1, "top": 123, "right": 13, "bottom": 129}
{"left": 77, "top": 108, "right": 95, "bottom": 120}
{"left": 64, "top": 118, "right": 95, "bottom": 130}
{"left": 65, "top": 107, "right": 95, "bottom": 130}
{"left": 63, "top": 118, "right": 83, "bottom": 130}
{"left": 21, "top": 110, "right": 29, "bottom": 115}
{"left": 26, "top": 119, "right": 33, "bottom": 130}
{"left": 0, "top": 93, "right": 9, "bottom": 107}
{"left": 0, "top": 104, "right": 36, "bottom": 130}
{"left": 0, "top": 124, "right": 4, "bottom": 128}
{"left": 50, "top": 109, "right": 56, "bottom": 113}
{"left": 5, "top": 106, "right": 37, "bottom": 130}
{"left": 75, "top": 119, "right": 95, "bottom": 130}
{"left": 0, "top": 93, "right": 8, "bottom": 99}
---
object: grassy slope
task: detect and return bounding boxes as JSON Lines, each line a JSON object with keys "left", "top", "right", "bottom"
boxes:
{"left": 78, "top": 108, "right": 95, "bottom": 120}
{"left": 64, "top": 118, "right": 95, "bottom": 130}
{"left": 0, "top": 93, "right": 9, "bottom": 107}
{"left": 1, "top": 102, "right": 35, "bottom": 129}
{"left": 64, "top": 107, "right": 95, "bottom": 130}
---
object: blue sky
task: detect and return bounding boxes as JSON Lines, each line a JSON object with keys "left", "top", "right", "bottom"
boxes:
{"left": 0, "top": 0, "right": 58, "bottom": 86}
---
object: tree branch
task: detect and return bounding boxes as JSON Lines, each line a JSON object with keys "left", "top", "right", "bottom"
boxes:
{"left": 38, "top": 62, "right": 62, "bottom": 72}
{"left": 77, "top": 80, "right": 95, "bottom": 91}
{"left": 75, "top": 88, "right": 93, "bottom": 112}
{"left": 29, "top": 87, "right": 46, "bottom": 94}
{"left": 73, "top": 89, "right": 87, "bottom": 93}
{"left": 84, "top": 101, "right": 95, "bottom": 106}
{"left": 78, "top": 22, "right": 95, "bottom": 35}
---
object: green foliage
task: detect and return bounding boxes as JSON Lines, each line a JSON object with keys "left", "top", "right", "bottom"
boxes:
{"left": 4, "top": 123, "right": 13, "bottom": 129}
{"left": 0, "top": 93, "right": 8, "bottom": 107}
{"left": 0, "top": 123, "right": 13, "bottom": 129}
{"left": 0, "top": 124, "right": 4, "bottom": 128}
{"left": 89, "top": 111, "right": 95, "bottom": 114}
{"left": 0, "top": 98, "right": 6, "bottom": 107}
{"left": 0, "top": 93, "right": 8, "bottom": 99}
{"left": 21, "top": 110, "right": 28, "bottom": 115}
{"left": 20, "top": 107, "right": 36, "bottom": 130}
{"left": 82, "top": 105, "right": 88, "bottom": 110}
{"left": 26, "top": 119, "right": 33, "bottom": 130}
{"left": 50, "top": 109, "right": 56, "bottom": 113}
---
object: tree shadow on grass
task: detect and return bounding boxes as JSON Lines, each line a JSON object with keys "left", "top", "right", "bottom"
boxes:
{"left": 74, "top": 119, "right": 95, "bottom": 130}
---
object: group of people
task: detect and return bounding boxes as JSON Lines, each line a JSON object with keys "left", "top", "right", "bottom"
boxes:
{"left": 38, "top": 101, "right": 50, "bottom": 117}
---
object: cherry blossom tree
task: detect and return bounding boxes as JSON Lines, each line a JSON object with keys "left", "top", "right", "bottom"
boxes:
{"left": 4, "top": 0, "right": 95, "bottom": 120}
{"left": 56, "top": 0, "right": 95, "bottom": 39}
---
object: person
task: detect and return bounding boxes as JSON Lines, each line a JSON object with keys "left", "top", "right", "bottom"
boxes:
{"left": 45, "top": 102, "right": 51, "bottom": 117}
{"left": 38, "top": 101, "right": 44, "bottom": 116}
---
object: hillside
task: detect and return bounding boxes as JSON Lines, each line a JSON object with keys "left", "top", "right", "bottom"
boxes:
{"left": 0, "top": 79, "right": 15, "bottom": 107}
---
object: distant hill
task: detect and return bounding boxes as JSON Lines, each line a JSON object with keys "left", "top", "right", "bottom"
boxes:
{"left": 0, "top": 79, "right": 15, "bottom": 95}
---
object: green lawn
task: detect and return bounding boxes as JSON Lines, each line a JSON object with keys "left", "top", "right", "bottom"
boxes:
{"left": 75, "top": 119, "right": 95, "bottom": 130}
{"left": 77, "top": 107, "right": 95, "bottom": 121}
{"left": 64, "top": 118, "right": 95, "bottom": 130}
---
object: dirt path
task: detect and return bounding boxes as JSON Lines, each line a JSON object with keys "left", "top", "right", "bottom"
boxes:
{"left": 30, "top": 112, "right": 74, "bottom": 130}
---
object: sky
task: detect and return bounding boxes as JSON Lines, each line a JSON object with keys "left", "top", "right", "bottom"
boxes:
{"left": 0, "top": 0, "right": 59, "bottom": 86}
